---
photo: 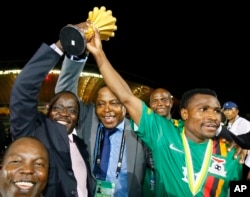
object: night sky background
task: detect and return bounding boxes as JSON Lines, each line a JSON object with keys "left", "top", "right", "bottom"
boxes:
{"left": 1, "top": 1, "right": 249, "bottom": 117}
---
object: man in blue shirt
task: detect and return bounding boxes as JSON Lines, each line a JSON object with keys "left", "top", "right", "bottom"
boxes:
{"left": 55, "top": 30, "right": 147, "bottom": 196}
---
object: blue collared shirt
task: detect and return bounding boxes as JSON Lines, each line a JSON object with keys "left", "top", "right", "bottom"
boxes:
{"left": 94, "top": 120, "right": 128, "bottom": 197}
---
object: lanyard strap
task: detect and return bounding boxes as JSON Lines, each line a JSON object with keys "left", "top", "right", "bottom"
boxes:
{"left": 96, "top": 127, "right": 126, "bottom": 178}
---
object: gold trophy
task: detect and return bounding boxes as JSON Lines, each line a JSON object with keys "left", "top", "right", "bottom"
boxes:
{"left": 60, "top": 6, "right": 117, "bottom": 56}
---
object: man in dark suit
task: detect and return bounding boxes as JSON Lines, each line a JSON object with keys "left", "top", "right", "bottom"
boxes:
{"left": 9, "top": 40, "right": 94, "bottom": 197}
{"left": 55, "top": 52, "right": 146, "bottom": 196}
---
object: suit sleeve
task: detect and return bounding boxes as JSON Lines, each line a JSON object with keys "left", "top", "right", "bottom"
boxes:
{"left": 10, "top": 43, "right": 61, "bottom": 138}
{"left": 218, "top": 125, "right": 250, "bottom": 149}
{"left": 230, "top": 132, "right": 250, "bottom": 149}
{"left": 55, "top": 55, "right": 88, "bottom": 94}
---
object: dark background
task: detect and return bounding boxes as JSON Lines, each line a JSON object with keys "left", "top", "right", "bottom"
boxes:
{"left": 1, "top": 1, "right": 249, "bottom": 117}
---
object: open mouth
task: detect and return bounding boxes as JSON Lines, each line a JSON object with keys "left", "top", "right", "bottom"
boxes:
{"left": 15, "top": 181, "right": 34, "bottom": 192}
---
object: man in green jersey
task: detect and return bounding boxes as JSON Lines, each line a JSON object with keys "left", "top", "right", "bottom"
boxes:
{"left": 143, "top": 88, "right": 174, "bottom": 196}
{"left": 84, "top": 26, "right": 244, "bottom": 197}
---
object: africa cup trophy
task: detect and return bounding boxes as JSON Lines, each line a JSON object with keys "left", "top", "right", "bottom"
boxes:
{"left": 59, "top": 6, "right": 117, "bottom": 56}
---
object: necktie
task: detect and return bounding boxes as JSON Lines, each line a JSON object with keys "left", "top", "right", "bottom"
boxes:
{"left": 99, "top": 128, "right": 116, "bottom": 179}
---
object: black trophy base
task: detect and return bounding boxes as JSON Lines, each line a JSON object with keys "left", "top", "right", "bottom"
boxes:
{"left": 59, "top": 25, "right": 86, "bottom": 56}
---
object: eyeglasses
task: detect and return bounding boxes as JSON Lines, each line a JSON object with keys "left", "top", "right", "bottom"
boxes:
{"left": 51, "top": 105, "right": 78, "bottom": 115}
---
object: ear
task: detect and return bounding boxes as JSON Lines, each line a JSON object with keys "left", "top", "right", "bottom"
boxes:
{"left": 122, "top": 106, "right": 126, "bottom": 116}
{"left": 46, "top": 104, "right": 50, "bottom": 113}
{"left": 180, "top": 108, "right": 188, "bottom": 120}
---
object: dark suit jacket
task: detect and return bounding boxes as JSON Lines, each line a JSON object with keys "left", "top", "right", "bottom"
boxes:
{"left": 10, "top": 43, "right": 93, "bottom": 197}
{"left": 55, "top": 56, "right": 147, "bottom": 197}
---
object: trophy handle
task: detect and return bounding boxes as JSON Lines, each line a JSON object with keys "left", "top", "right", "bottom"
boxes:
{"left": 59, "top": 25, "right": 87, "bottom": 56}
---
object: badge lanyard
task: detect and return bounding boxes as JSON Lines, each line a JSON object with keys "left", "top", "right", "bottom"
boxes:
{"left": 96, "top": 126, "right": 126, "bottom": 179}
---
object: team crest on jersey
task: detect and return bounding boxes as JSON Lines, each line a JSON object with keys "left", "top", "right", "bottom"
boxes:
{"left": 182, "top": 156, "right": 227, "bottom": 183}
{"left": 208, "top": 156, "right": 227, "bottom": 177}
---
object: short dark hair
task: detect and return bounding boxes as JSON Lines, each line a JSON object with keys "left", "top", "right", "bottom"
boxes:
{"left": 180, "top": 88, "right": 217, "bottom": 109}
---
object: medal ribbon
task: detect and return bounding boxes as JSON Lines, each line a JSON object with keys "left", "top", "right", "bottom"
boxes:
{"left": 181, "top": 129, "right": 212, "bottom": 195}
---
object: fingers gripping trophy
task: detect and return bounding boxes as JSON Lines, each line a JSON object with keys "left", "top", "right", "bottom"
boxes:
{"left": 59, "top": 6, "right": 117, "bottom": 56}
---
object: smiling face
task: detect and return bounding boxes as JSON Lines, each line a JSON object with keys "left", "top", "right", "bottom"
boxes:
{"left": 0, "top": 137, "right": 49, "bottom": 197}
{"left": 48, "top": 92, "right": 79, "bottom": 135}
{"left": 95, "top": 86, "right": 125, "bottom": 129}
{"left": 149, "top": 88, "right": 173, "bottom": 119}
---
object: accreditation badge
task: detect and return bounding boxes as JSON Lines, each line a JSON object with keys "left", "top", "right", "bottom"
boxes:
{"left": 95, "top": 179, "right": 116, "bottom": 197}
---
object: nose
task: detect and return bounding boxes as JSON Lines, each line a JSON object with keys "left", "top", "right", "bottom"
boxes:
{"left": 103, "top": 104, "right": 111, "bottom": 111}
{"left": 20, "top": 163, "right": 34, "bottom": 175}
{"left": 60, "top": 108, "right": 69, "bottom": 114}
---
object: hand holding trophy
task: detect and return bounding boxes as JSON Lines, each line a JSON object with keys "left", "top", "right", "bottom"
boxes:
{"left": 60, "top": 6, "right": 117, "bottom": 56}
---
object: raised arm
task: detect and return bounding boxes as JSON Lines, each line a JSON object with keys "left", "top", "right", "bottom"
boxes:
{"left": 86, "top": 26, "right": 142, "bottom": 125}
{"left": 55, "top": 55, "right": 88, "bottom": 94}
{"left": 10, "top": 43, "right": 62, "bottom": 138}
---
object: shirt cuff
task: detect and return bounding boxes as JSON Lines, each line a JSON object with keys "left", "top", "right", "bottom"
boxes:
{"left": 68, "top": 55, "right": 88, "bottom": 62}
{"left": 50, "top": 43, "right": 64, "bottom": 56}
